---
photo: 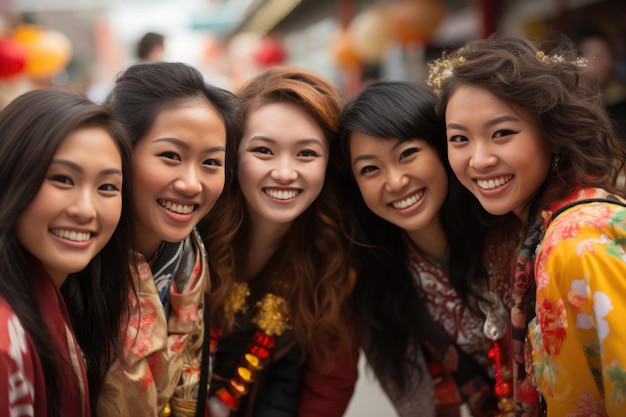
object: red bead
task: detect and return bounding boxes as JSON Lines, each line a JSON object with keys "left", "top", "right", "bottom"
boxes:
{"left": 248, "top": 344, "right": 270, "bottom": 359}
{"left": 215, "top": 387, "right": 239, "bottom": 410}
{"left": 252, "top": 331, "right": 276, "bottom": 348}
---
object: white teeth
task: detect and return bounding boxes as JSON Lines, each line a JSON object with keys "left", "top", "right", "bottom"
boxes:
{"left": 477, "top": 175, "right": 513, "bottom": 190}
{"left": 265, "top": 189, "right": 299, "bottom": 200}
{"left": 391, "top": 191, "right": 424, "bottom": 209}
{"left": 51, "top": 229, "right": 91, "bottom": 242}
{"left": 159, "top": 200, "right": 194, "bottom": 214}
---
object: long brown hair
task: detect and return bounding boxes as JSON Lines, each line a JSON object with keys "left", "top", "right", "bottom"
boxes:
{"left": 202, "top": 67, "right": 353, "bottom": 358}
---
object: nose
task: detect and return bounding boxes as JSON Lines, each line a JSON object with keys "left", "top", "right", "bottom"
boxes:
{"left": 173, "top": 165, "right": 203, "bottom": 196}
{"left": 66, "top": 188, "right": 97, "bottom": 222}
{"left": 270, "top": 156, "right": 298, "bottom": 183}
{"left": 384, "top": 169, "right": 409, "bottom": 193}
{"left": 469, "top": 142, "right": 498, "bottom": 171}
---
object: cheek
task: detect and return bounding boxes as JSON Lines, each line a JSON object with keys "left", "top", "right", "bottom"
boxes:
{"left": 446, "top": 150, "right": 468, "bottom": 180}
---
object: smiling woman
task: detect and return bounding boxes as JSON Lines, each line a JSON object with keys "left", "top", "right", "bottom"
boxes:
{"left": 98, "top": 61, "right": 241, "bottom": 417}
{"left": 0, "top": 88, "right": 134, "bottom": 417}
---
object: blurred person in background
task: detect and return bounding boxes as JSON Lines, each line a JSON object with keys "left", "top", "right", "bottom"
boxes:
{"left": 137, "top": 31, "right": 166, "bottom": 63}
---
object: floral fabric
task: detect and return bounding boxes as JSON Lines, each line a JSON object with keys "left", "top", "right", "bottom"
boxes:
{"left": 528, "top": 187, "right": 626, "bottom": 416}
{"left": 98, "top": 232, "right": 209, "bottom": 417}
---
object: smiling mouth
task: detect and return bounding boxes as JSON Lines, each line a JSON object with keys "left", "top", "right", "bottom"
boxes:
{"left": 476, "top": 175, "right": 514, "bottom": 190}
{"left": 51, "top": 228, "right": 92, "bottom": 242}
{"left": 264, "top": 188, "right": 301, "bottom": 200}
{"left": 158, "top": 199, "right": 196, "bottom": 214}
{"left": 391, "top": 190, "right": 425, "bottom": 209}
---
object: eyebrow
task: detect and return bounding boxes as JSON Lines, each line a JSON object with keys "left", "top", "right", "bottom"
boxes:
{"left": 447, "top": 115, "right": 520, "bottom": 131}
{"left": 352, "top": 138, "right": 409, "bottom": 165}
{"left": 248, "top": 135, "right": 325, "bottom": 147}
{"left": 50, "top": 160, "right": 123, "bottom": 176}
{"left": 153, "top": 137, "right": 225, "bottom": 153}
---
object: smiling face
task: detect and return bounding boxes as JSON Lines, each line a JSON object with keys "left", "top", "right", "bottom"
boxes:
{"left": 445, "top": 84, "right": 553, "bottom": 220}
{"left": 350, "top": 133, "right": 448, "bottom": 241}
{"left": 132, "top": 100, "right": 227, "bottom": 258}
{"left": 238, "top": 102, "right": 329, "bottom": 228}
{"left": 16, "top": 126, "right": 123, "bottom": 287}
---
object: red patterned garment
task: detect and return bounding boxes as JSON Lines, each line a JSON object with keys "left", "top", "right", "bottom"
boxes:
{"left": 0, "top": 271, "right": 90, "bottom": 417}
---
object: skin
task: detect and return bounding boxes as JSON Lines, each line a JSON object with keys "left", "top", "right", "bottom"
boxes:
{"left": 445, "top": 84, "right": 554, "bottom": 222}
{"left": 237, "top": 101, "right": 328, "bottom": 278}
{"left": 350, "top": 133, "right": 448, "bottom": 258}
{"left": 132, "top": 100, "right": 227, "bottom": 259}
{"left": 16, "top": 126, "right": 123, "bottom": 287}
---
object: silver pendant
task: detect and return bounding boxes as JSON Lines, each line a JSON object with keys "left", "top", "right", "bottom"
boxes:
{"left": 478, "top": 292, "right": 508, "bottom": 341}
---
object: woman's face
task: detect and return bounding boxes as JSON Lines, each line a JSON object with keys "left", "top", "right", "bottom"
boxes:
{"left": 16, "top": 126, "right": 123, "bottom": 287}
{"left": 445, "top": 85, "right": 553, "bottom": 220}
{"left": 238, "top": 102, "right": 328, "bottom": 228}
{"left": 132, "top": 100, "right": 227, "bottom": 258}
{"left": 350, "top": 134, "right": 448, "bottom": 239}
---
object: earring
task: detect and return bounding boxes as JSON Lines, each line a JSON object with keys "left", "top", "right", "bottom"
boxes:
{"left": 551, "top": 153, "right": 560, "bottom": 173}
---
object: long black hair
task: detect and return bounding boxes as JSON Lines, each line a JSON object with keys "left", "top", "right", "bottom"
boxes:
{"left": 0, "top": 88, "right": 135, "bottom": 415}
{"left": 338, "top": 81, "right": 491, "bottom": 394}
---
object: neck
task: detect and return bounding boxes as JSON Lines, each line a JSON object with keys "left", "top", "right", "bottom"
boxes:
{"left": 243, "top": 217, "right": 291, "bottom": 281}
{"left": 405, "top": 217, "right": 447, "bottom": 261}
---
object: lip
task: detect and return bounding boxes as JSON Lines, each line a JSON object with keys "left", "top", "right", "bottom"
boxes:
{"left": 388, "top": 189, "right": 425, "bottom": 213}
{"left": 158, "top": 198, "right": 198, "bottom": 221}
{"left": 473, "top": 174, "right": 514, "bottom": 195}
{"left": 263, "top": 187, "right": 301, "bottom": 202}
{"left": 49, "top": 227, "right": 95, "bottom": 248}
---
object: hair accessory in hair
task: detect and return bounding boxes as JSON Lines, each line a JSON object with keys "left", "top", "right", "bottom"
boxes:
{"left": 536, "top": 50, "right": 587, "bottom": 67}
{"left": 426, "top": 51, "right": 465, "bottom": 93}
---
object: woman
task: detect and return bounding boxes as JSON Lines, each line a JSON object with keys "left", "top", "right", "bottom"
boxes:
{"left": 431, "top": 33, "right": 626, "bottom": 415}
{"left": 0, "top": 88, "right": 134, "bottom": 416}
{"left": 98, "top": 62, "right": 241, "bottom": 417}
{"left": 203, "top": 66, "right": 357, "bottom": 417}
{"left": 338, "top": 81, "right": 506, "bottom": 417}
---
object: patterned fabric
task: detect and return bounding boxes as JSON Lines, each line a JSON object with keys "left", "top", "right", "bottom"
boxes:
{"left": 396, "top": 239, "right": 499, "bottom": 417}
{"left": 528, "top": 187, "right": 626, "bottom": 416}
{"left": 98, "top": 231, "right": 209, "bottom": 417}
{"left": 0, "top": 269, "right": 90, "bottom": 417}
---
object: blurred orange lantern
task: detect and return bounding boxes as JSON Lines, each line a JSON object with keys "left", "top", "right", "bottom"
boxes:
{"left": 14, "top": 25, "right": 72, "bottom": 80}
{"left": 385, "top": 0, "right": 447, "bottom": 45}
{"left": 330, "top": 30, "right": 361, "bottom": 70}
{"left": 0, "top": 38, "right": 27, "bottom": 79}
{"left": 255, "top": 37, "right": 286, "bottom": 67}
{"left": 347, "top": 6, "right": 393, "bottom": 63}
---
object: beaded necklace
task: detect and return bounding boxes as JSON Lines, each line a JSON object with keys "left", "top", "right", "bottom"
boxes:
{"left": 210, "top": 282, "right": 291, "bottom": 411}
{"left": 482, "top": 239, "right": 517, "bottom": 416}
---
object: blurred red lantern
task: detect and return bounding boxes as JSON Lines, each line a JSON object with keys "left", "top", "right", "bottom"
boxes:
{"left": 0, "top": 38, "right": 27, "bottom": 79}
{"left": 255, "top": 37, "right": 286, "bottom": 67}
{"left": 386, "top": 0, "right": 447, "bottom": 45}
{"left": 330, "top": 30, "right": 361, "bottom": 70}
{"left": 15, "top": 25, "right": 73, "bottom": 80}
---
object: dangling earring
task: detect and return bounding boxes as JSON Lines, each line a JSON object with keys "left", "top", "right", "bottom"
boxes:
{"left": 551, "top": 153, "right": 560, "bottom": 174}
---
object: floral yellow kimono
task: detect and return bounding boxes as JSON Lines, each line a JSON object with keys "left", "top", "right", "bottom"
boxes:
{"left": 98, "top": 232, "right": 209, "bottom": 417}
{"left": 528, "top": 187, "right": 626, "bottom": 416}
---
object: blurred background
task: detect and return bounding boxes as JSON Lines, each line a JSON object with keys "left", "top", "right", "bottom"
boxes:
{"left": 0, "top": 0, "right": 624, "bottom": 414}
{"left": 1, "top": 0, "right": 625, "bottom": 105}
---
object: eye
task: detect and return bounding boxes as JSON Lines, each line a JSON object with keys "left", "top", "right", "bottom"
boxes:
{"left": 204, "top": 158, "right": 223, "bottom": 167}
{"left": 99, "top": 183, "right": 121, "bottom": 192}
{"left": 493, "top": 129, "right": 517, "bottom": 139}
{"left": 448, "top": 135, "right": 468, "bottom": 143}
{"left": 359, "top": 165, "right": 378, "bottom": 175}
{"left": 49, "top": 175, "right": 74, "bottom": 186}
{"left": 252, "top": 146, "right": 272, "bottom": 155}
{"left": 399, "top": 147, "right": 419, "bottom": 161}
{"left": 298, "top": 149, "right": 318, "bottom": 157}
{"left": 159, "top": 151, "right": 181, "bottom": 161}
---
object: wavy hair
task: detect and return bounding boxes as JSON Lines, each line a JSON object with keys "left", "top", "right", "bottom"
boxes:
{"left": 203, "top": 66, "right": 353, "bottom": 359}
{"left": 0, "top": 88, "right": 135, "bottom": 415}
{"left": 338, "top": 81, "right": 491, "bottom": 395}
{"left": 435, "top": 32, "right": 626, "bottom": 200}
